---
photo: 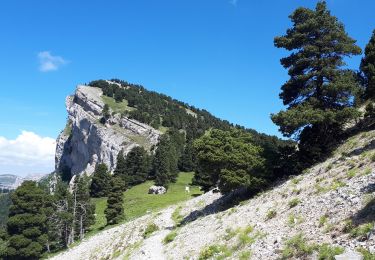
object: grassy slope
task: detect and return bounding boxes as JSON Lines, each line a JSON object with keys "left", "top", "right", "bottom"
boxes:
{"left": 91, "top": 172, "right": 202, "bottom": 232}
{"left": 101, "top": 95, "right": 134, "bottom": 114}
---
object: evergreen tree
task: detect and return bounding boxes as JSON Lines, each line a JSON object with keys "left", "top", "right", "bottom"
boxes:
{"left": 114, "top": 150, "right": 127, "bottom": 188}
{"left": 123, "top": 147, "right": 150, "bottom": 186}
{"left": 360, "top": 29, "right": 375, "bottom": 99}
{"left": 90, "top": 163, "right": 111, "bottom": 197}
{"left": 49, "top": 180, "right": 72, "bottom": 250}
{"left": 74, "top": 176, "right": 95, "bottom": 240}
{"left": 105, "top": 177, "right": 124, "bottom": 225}
{"left": 153, "top": 135, "right": 179, "bottom": 189}
{"left": 193, "top": 129, "right": 265, "bottom": 193}
{"left": 6, "top": 181, "right": 52, "bottom": 259}
{"left": 271, "top": 1, "right": 362, "bottom": 162}
{"left": 179, "top": 140, "right": 195, "bottom": 172}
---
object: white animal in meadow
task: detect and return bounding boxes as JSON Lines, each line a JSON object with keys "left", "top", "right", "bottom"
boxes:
{"left": 185, "top": 186, "right": 190, "bottom": 193}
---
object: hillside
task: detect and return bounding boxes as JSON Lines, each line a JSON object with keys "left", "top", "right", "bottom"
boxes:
{"left": 56, "top": 80, "right": 289, "bottom": 179}
{"left": 50, "top": 128, "right": 375, "bottom": 260}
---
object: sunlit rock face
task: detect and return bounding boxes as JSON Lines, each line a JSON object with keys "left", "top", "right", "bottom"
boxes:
{"left": 55, "top": 85, "right": 161, "bottom": 177}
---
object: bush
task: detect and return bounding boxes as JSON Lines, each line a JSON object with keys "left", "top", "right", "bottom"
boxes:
{"left": 317, "top": 244, "right": 344, "bottom": 260}
{"left": 163, "top": 231, "right": 178, "bottom": 244}
{"left": 288, "top": 198, "right": 301, "bottom": 208}
{"left": 357, "top": 247, "right": 375, "bottom": 260}
{"left": 266, "top": 209, "right": 277, "bottom": 220}
{"left": 199, "top": 245, "right": 232, "bottom": 260}
{"left": 143, "top": 223, "right": 159, "bottom": 238}
{"left": 281, "top": 234, "right": 315, "bottom": 259}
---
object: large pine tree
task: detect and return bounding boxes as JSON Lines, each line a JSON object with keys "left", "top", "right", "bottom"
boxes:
{"left": 114, "top": 150, "right": 127, "bottom": 188}
{"left": 360, "top": 29, "right": 375, "bottom": 99}
{"left": 105, "top": 177, "right": 124, "bottom": 225}
{"left": 6, "top": 181, "right": 52, "bottom": 259}
{"left": 271, "top": 1, "right": 362, "bottom": 161}
{"left": 153, "top": 135, "right": 179, "bottom": 189}
{"left": 90, "top": 163, "right": 111, "bottom": 197}
{"left": 193, "top": 129, "right": 265, "bottom": 193}
{"left": 123, "top": 146, "right": 150, "bottom": 187}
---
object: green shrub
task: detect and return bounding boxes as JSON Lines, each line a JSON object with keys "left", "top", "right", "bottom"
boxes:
{"left": 287, "top": 213, "right": 304, "bottom": 227}
{"left": 281, "top": 234, "right": 315, "bottom": 259}
{"left": 224, "top": 228, "right": 237, "bottom": 241}
{"left": 172, "top": 206, "right": 184, "bottom": 226}
{"left": 363, "top": 168, "right": 372, "bottom": 175}
{"left": 330, "top": 180, "right": 346, "bottom": 190}
{"left": 347, "top": 169, "right": 356, "bottom": 179}
{"left": 317, "top": 244, "right": 344, "bottom": 260}
{"left": 143, "top": 223, "right": 159, "bottom": 238}
{"left": 319, "top": 215, "right": 328, "bottom": 227}
{"left": 350, "top": 223, "right": 373, "bottom": 238}
{"left": 163, "top": 231, "right": 178, "bottom": 244}
{"left": 199, "top": 244, "right": 232, "bottom": 260}
{"left": 288, "top": 198, "right": 301, "bottom": 208}
{"left": 238, "top": 226, "right": 255, "bottom": 246}
{"left": 239, "top": 251, "right": 251, "bottom": 260}
{"left": 357, "top": 247, "right": 375, "bottom": 260}
{"left": 266, "top": 209, "right": 277, "bottom": 220}
{"left": 371, "top": 153, "right": 375, "bottom": 162}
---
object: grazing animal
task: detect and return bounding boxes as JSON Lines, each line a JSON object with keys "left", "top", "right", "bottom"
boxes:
{"left": 185, "top": 186, "right": 190, "bottom": 193}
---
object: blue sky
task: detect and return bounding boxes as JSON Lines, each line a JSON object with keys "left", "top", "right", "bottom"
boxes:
{"left": 0, "top": 0, "right": 374, "bottom": 175}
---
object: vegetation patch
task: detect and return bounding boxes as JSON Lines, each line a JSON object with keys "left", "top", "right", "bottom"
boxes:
{"left": 317, "top": 244, "right": 344, "bottom": 260}
{"left": 266, "top": 209, "right": 277, "bottom": 220}
{"left": 288, "top": 198, "right": 301, "bottom": 208}
{"left": 172, "top": 206, "right": 184, "bottom": 226}
{"left": 163, "top": 230, "right": 178, "bottom": 244}
{"left": 357, "top": 247, "right": 375, "bottom": 260}
{"left": 281, "top": 234, "right": 315, "bottom": 259}
{"left": 199, "top": 244, "right": 232, "bottom": 260}
{"left": 143, "top": 223, "right": 159, "bottom": 238}
{"left": 287, "top": 213, "right": 304, "bottom": 227}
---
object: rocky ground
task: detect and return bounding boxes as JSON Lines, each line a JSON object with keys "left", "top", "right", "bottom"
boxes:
{"left": 50, "top": 129, "right": 375, "bottom": 260}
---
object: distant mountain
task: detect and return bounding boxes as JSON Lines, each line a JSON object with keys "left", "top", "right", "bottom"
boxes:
{"left": 0, "top": 174, "right": 47, "bottom": 192}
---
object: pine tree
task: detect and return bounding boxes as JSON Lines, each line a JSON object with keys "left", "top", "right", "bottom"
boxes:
{"left": 74, "top": 176, "right": 95, "bottom": 240}
{"left": 90, "top": 163, "right": 111, "bottom": 197}
{"left": 193, "top": 129, "right": 265, "bottom": 193}
{"left": 104, "top": 177, "right": 124, "bottom": 225}
{"left": 114, "top": 150, "right": 127, "bottom": 188}
{"left": 153, "top": 135, "right": 178, "bottom": 189}
{"left": 123, "top": 146, "right": 150, "bottom": 186}
{"left": 6, "top": 181, "right": 52, "bottom": 259}
{"left": 271, "top": 1, "right": 362, "bottom": 162}
{"left": 360, "top": 29, "right": 375, "bottom": 99}
{"left": 179, "top": 140, "right": 195, "bottom": 172}
{"left": 49, "top": 180, "right": 72, "bottom": 250}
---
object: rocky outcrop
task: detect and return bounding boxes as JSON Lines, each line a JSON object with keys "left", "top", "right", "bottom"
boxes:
{"left": 55, "top": 85, "right": 161, "bottom": 176}
{"left": 148, "top": 186, "right": 167, "bottom": 195}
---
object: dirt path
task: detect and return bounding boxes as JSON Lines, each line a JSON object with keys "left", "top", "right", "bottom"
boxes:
{"left": 128, "top": 207, "right": 175, "bottom": 260}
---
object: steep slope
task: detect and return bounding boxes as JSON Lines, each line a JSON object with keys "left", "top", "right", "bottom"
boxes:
{"left": 50, "top": 129, "right": 375, "bottom": 260}
{"left": 55, "top": 85, "right": 161, "bottom": 176}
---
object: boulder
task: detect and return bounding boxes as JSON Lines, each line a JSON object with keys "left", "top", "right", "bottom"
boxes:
{"left": 148, "top": 186, "right": 167, "bottom": 195}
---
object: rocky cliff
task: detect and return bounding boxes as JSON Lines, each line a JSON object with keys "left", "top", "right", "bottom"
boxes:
{"left": 55, "top": 85, "right": 161, "bottom": 176}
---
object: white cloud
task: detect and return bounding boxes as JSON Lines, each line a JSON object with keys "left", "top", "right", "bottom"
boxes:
{"left": 0, "top": 131, "right": 56, "bottom": 176}
{"left": 229, "top": 0, "right": 238, "bottom": 6}
{"left": 37, "top": 51, "right": 68, "bottom": 72}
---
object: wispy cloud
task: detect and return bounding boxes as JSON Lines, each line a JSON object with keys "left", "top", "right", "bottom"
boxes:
{"left": 229, "top": 0, "right": 238, "bottom": 6}
{"left": 0, "top": 131, "right": 56, "bottom": 176}
{"left": 37, "top": 51, "right": 68, "bottom": 72}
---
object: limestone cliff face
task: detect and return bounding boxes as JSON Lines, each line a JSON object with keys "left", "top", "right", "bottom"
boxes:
{"left": 55, "top": 85, "right": 161, "bottom": 176}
